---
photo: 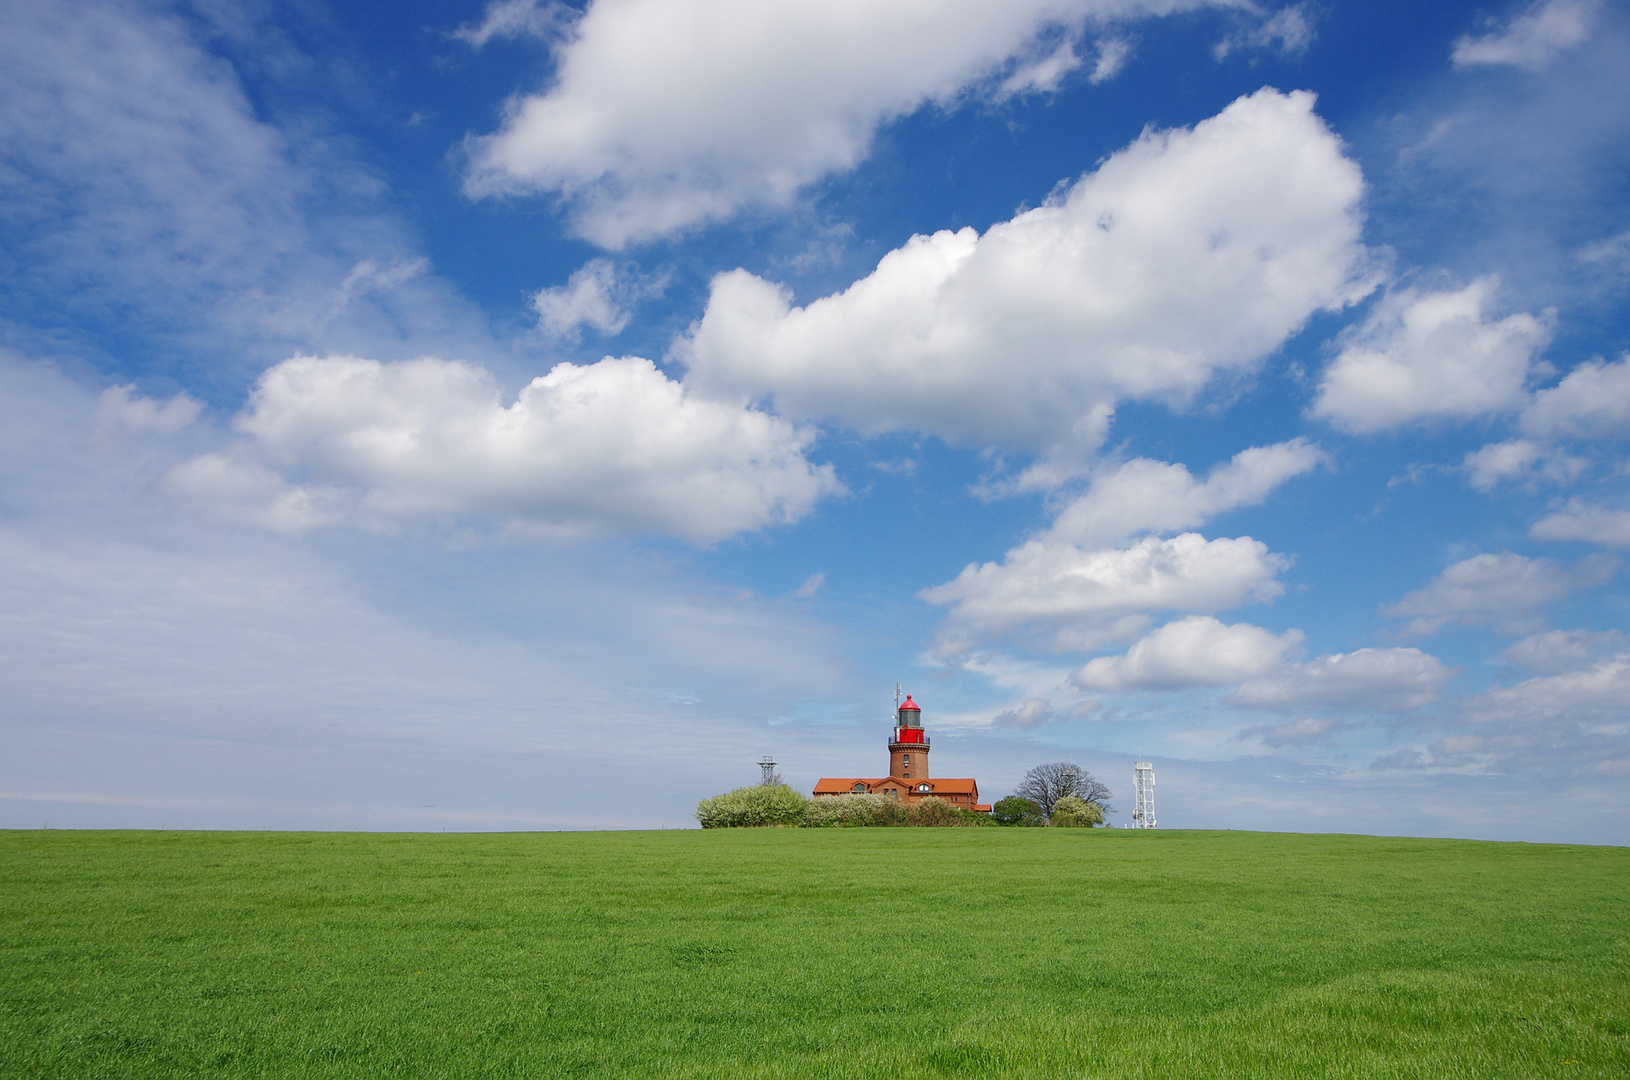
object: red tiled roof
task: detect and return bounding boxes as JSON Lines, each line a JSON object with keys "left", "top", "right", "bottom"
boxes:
{"left": 814, "top": 776, "right": 980, "bottom": 796}
{"left": 812, "top": 777, "right": 884, "bottom": 794}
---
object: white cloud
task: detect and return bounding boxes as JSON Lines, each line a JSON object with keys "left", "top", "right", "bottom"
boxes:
{"left": 461, "top": 0, "right": 1250, "bottom": 247}
{"left": 1501, "top": 629, "right": 1626, "bottom": 674}
{"left": 1453, "top": 0, "right": 1599, "bottom": 71}
{"left": 1578, "top": 228, "right": 1630, "bottom": 270}
{"left": 1044, "top": 438, "right": 1325, "bottom": 545}
{"left": 0, "top": 353, "right": 866, "bottom": 831}
{"left": 792, "top": 572, "right": 826, "bottom": 599}
{"left": 993, "top": 698, "right": 1059, "bottom": 728}
{"left": 1213, "top": 3, "right": 1314, "bottom": 60}
{"left": 1521, "top": 354, "right": 1630, "bottom": 440}
{"left": 1234, "top": 716, "right": 1349, "bottom": 748}
{"left": 921, "top": 532, "right": 1289, "bottom": 656}
{"left": 0, "top": 0, "right": 504, "bottom": 379}
{"left": 1383, "top": 552, "right": 1615, "bottom": 637}
{"left": 174, "top": 354, "right": 839, "bottom": 542}
{"left": 1467, "top": 652, "right": 1630, "bottom": 726}
{"left": 1311, "top": 279, "right": 1553, "bottom": 433}
{"left": 1461, "top": 439, "right": 1587, "bottom": 491}
{"left": 454, "top": 0, "right": 568, "bottom": 48}
{"left": 533, "top": 258, "right": 665, "bottom": 338}
{"left": 1072, "top": 616, "right": 1302, "bottom": 690}
{"left": 1089, "top": 36, "right": 1135, "bottom": 83}
{"left": 95, "top": 385, "right": 201, "bottom": 438}
{"left": 998, "top": 36, "right": 1085, "bottom": 98}
{"left": 1531, "top": 502, "right": 1630, "bottom": 548}
{"left": 683, "top": 89, "right": 1374, "bottom": 463}
{"left": 1232, "top": 647, "right": 1450, "bottom": 712}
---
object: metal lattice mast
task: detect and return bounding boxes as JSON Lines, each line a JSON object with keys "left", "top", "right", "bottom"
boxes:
{"left": 758, "top": 756, "right": 778, "bottom": 785}
{"left": 1132, "top": 761, "right": 1156, "bottom": 829}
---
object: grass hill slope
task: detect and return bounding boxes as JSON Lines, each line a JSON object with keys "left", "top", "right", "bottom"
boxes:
{"left": 2, "top": 828, "right": 1626, "bottom": 1078}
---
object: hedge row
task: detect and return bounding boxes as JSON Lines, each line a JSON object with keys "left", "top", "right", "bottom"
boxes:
{"left": 695, "top": 786, "right": 994, "bottom": 828}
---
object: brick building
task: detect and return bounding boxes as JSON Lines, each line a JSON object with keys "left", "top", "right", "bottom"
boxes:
{"left": 813, "top": 694, "right": 990, "bottom": 812}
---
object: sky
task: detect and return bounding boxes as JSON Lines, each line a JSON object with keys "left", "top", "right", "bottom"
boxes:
{"left": 2, "top": 0, "right": 1628, "bottom": 843}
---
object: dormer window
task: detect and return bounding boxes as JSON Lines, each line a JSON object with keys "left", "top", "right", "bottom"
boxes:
{"left": 851, "top": 783, "right": 866, "bottom": 793}
{"left": 917, "top": 783, "right": 931, "bottom": 792}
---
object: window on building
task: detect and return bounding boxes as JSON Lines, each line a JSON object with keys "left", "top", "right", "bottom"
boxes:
{"left": 851, "top": 783, "right": 865, "bottom": 793}
{"left": 917, "top": 784, "right": 931, "bottom": 792}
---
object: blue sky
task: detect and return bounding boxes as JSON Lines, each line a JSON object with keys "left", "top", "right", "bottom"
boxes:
{"left": 3, "top": 0, "right": 1628, "bottom": 842}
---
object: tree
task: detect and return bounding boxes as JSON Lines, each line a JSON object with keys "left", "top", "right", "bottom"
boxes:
{"left": 1049, "top": 795, "right": 1104, "bottom": 828}
{"left": 990, "top": 795, "right": 1045, "bottom": 827}
{"left": 1015, "top": 762, "right": 1114, "bottom": 819}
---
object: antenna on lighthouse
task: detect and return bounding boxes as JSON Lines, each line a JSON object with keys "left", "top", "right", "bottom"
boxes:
{"left": 757, "top": 756, "right": 778, "bottom": 786}
{"left": 894, "top": 682, "right": 903, "bottom": 709}
{"left": 1132, "top": 760, "right": 1156, "bottom": 829}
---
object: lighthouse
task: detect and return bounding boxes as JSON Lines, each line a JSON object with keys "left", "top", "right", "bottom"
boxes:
{"left": 812, "top": 691, "right": 988, "bottom": 811}
{"left": 888, "top": 695, "right": 928, "bottom": 780}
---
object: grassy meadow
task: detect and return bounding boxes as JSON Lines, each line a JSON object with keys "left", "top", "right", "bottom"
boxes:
{"left": 1, "top": 827, "right": 1626, "bottom": 1078}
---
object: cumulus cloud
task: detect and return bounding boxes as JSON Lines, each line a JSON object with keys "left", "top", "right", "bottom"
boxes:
{"left": 1072, "top": 616, "right": 1302, "bottom": 690}
{"left": 1043, "top": 439, "right": 1325, "bottom": 544}
{"left": 682, "top": 89, "right": 1373, "bottom": 463}
{"left": 95, "top": 385, "right": 201, "bottom": 438}
{"left": 533, "top": 258, "right": 666, "bottom": 338}
{"left": 1461, "top": 439, "right": 1587, "bottom": 491}
{"left": 1531, "top": 502, "right": 1630, "bottom": 548}
{"left": 1234, "top": 716, "right": 1349, "bottom": 748}
{"left": 993, "top": 698, "right": 1058, "bottom": 728}
{"left": 922, "top": 532, "right": 1289, "bottom": 656}
{"left": 1521, "top": 354, "right": 1630, "bottom": 440}
{"left": 461, "top": 0, "right": 1259, "bottom": 246}
{"left": 171, "top": 354, "right": 838, "bottom": 542}
{"left": 1466, "top": 652, "right": 1630, "bottom": 727}
{"left": 1424, "top": 652, "right": 1630, "bottom": 780}
{"left": 1501, "top": 629, "right": 1626, "bottom": 674}
{"left": 1453, "top": 0, "right": 1599, "bottom": 71}
{"left": 1311, "top": 279, "right": 1553, "bottom": 433}
{"left": 1383, "top": 552, "right": 1615, "bottom": 637}
{"left": 1232, "top": 647, "right": 1450, "bottom": 712}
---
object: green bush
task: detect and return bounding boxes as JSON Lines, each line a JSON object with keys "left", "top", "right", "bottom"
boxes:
{"left": 991, "top": 795, "right": 1046, "bottom": 826}
{"left": 956, "top": 807, "right": 995, "bottom": 826}
{"left": 1049, "top": 795, "right": 1104, "bottom": 827}
{"left": 906, "top": 796, "right": 963, "bottom": 827}
{"left": 802, "top": 792, "right": 907, "bottom": 827}
{"left": 694, "top": 784, "right": 808, "bottom": 828}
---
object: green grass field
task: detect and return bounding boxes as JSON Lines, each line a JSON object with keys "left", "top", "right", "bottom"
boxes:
{"left": 2, "top": 828, "right": 1626, "bottom": 1078}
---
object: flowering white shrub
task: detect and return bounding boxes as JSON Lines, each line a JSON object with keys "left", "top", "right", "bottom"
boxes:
{"left": 694, "top": 784, "right": 809, "bottom": 828}
{"left": 802, "top": 793, "right": 906, "bottom": 827}
{"left": 1049, "top": 796, "right": 1104, "bottom": 827}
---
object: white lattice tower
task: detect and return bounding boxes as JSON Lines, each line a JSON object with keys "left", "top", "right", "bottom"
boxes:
{"left": 758, "top": 756, "right": 778, "bottom": 785}
{"left": 1133, "top": 761, "right": 1156, "bottom": 829}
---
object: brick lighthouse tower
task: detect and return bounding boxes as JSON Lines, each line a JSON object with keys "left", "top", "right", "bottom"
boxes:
{"left": 889, "top": 694, "right": 928, "bottom": 780}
